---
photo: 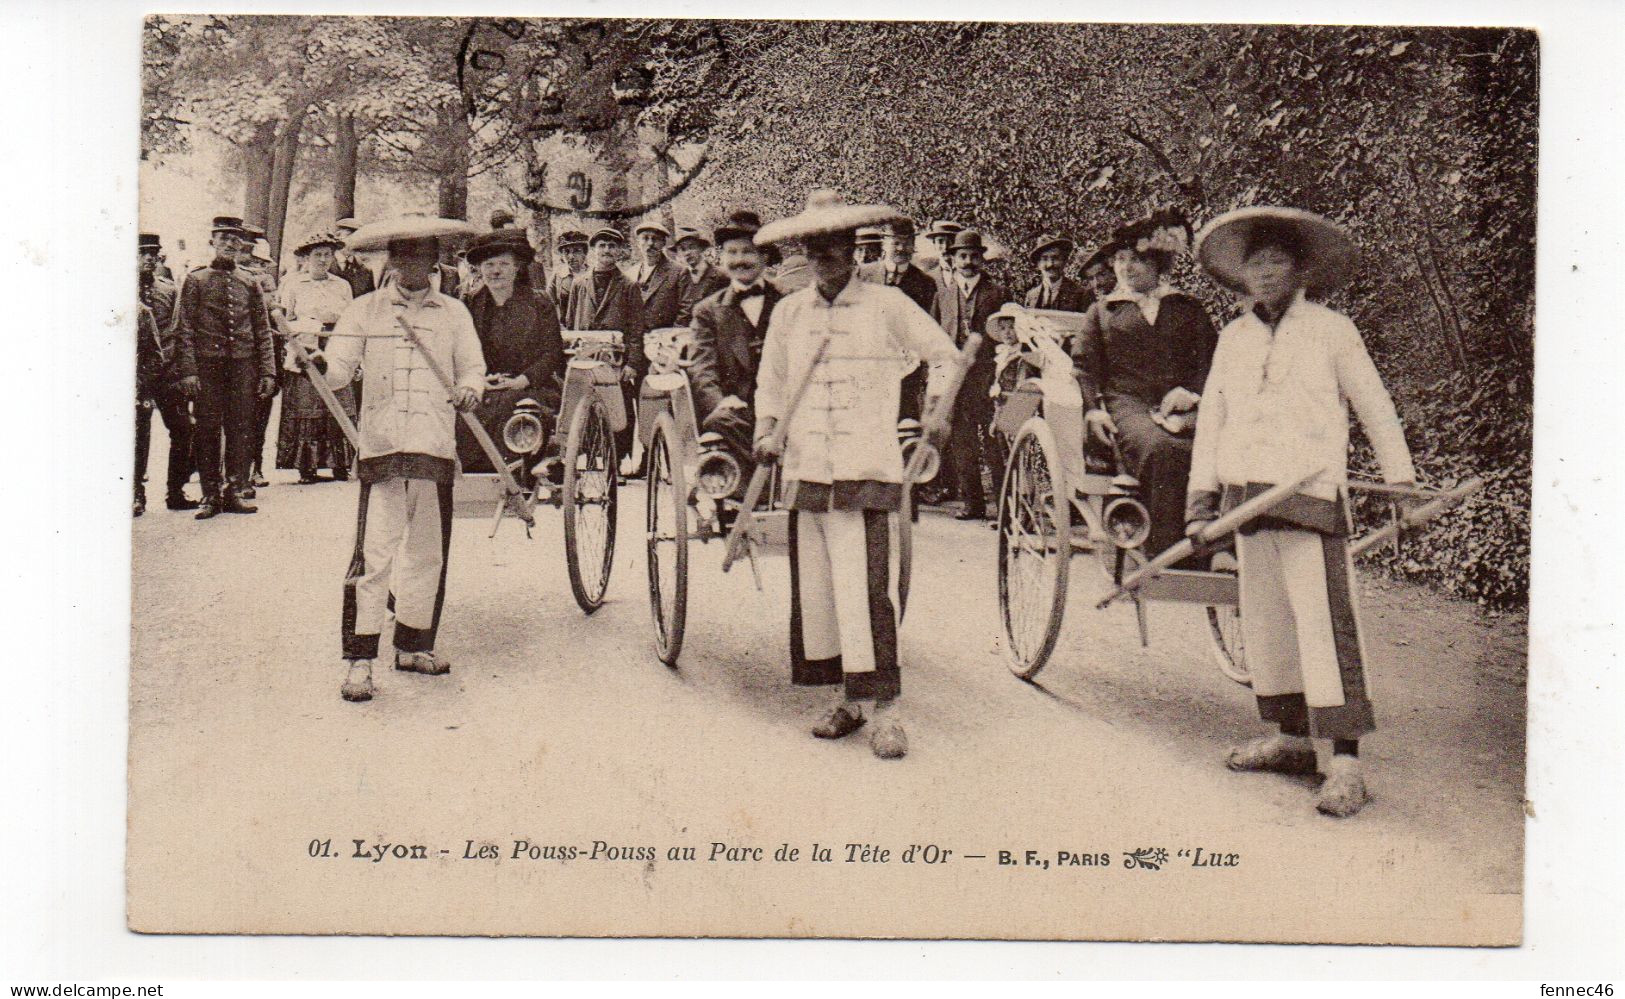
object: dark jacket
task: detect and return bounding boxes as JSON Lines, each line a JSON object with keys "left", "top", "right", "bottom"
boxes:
{"left": 174, "top": 260, "right": 276, "bottom": 380}
{"left": 635, "top": 256, "right": 688, "bottom": 331}
{"left": 929, "top": 273, "right": 1010, "bottom": 373}
{"left": 678, "top": 263, "right": 728, "bottom": 328}
{"left": 858, "top": 261, "right": 937, "bottom": 314}
{"left": 1070, "top": 293, "right": 1217, "bottom": 412}
{"left": 136, "top": 304, "right": 165, "bottom": 401}
{"left": 1023, "top": 276, "right": 1093, "bottom": 313}
{"left": 566, "top": 268, "right": 648, "bottom": 375}
{"left": 688, "top": 283, "right": 783, "bottom": 418}
{"left": 335, "top": 255, "right": 375, "bottom": 298}
{"left": 466, "top": 284, "right": 566, "bottom": 410}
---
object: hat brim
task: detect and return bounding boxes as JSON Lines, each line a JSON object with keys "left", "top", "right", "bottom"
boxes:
{"left": 633, "top": 224, "right": 672, "bottom": 239}
{"left": 756, "top": 205, "right": 905, "bottom": 246}
{"left": 294, "top": 238, "right": 344, "bottom": 255}
{"left": 467, "top": 240, "right": 536, "bottom": 266}
{"left": 1028, "top": 238, "right": 1075, "bottom": 264}
{"left": 674, "top": 233, "right": 711, "bottom": 248}
{"left": 1195, "top": 207, "right": 1356, "bottom": 294}
{"left": 344, "top": 217, "right": 480, "bottom": 252}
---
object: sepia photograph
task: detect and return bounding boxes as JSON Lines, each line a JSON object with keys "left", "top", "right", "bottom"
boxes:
{"left": 122, "top": 12, "right": 1536, "bottom": 944}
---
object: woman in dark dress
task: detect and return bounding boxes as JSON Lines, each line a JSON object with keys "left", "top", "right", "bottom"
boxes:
{"left": 1071, "top": 209, "right": 1217, "bottom": 558}
{"left": 458, "top": 230, "right": 566, "bottom": 474}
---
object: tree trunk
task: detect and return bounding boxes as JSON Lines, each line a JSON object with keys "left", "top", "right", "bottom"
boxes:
{"left": 435, "top": 103, "right": 471, "bottom": 221}
{"left": 242, "top": 119, "right": 278, "bottom": 229}
{"left": 265, "top": 110, "right": 306, "bottom": 264}
{"left": 333, "top": 113, "right": 358, "bottom": 221}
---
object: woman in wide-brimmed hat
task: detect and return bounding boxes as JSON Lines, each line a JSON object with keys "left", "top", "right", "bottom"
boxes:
{"left": 457, "top": 229, "right": 565, "bottom": 475}
{"left": 312, "top": 215, "right": 486, "bottom": 703}
{"left": 1185, "top": 206, "right": 1414, "bottom": 817}
{"left": 752, "top": 189, "right": 963, "bottom": 761}
{"left": 276, "top": 229, "right": 359, "bottom": 484}
{"left": 1069, "top": 206, "right": 1218, "bottom": 560}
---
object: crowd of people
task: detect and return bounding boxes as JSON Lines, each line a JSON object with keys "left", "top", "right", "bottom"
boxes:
{"left": 134, "top": 188, "right": 1418, "bottom": 816}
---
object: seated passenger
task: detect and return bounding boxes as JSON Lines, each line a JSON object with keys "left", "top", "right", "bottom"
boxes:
{"left": 1071, "top": 209, "right": 1217, "bottom": 557}
{"left": 687, "top": 210, "right": 783, "bottom": 493}
{"left": 458, "top": 229, "right": 565, "bottom": 474}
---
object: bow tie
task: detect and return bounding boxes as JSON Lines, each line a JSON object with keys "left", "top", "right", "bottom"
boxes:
{"left": 735, "top": 284, "right": 765, "bottom": 300}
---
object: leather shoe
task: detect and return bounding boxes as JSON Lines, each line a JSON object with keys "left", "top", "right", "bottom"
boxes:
{"left": 811, "top": 704, "right": 865, "bottom": 740}
{"left": 166, "top": 494, "right": 200, "bottom": 511}
{"left": 239, "top": 485, "right": 258, "bottom": 499}
{"left": 133, "top": 496, "right": 145, "bottom": 517}
{"left": 220, "top": 494, "right": 258, "bottom": 514}
{"left": 955, "top": 505, "right": 987, "bottom": 521}
{"left": 194, "top": 502, "right": 220, "bottom": 520}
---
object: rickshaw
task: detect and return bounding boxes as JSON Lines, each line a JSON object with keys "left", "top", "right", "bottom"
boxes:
{"left": 987, "top": 305, "right": 1479, "bottom": 683}
{"left": 445, "top": 327, "right": 626, "bottom": 614}
{"left": 634, "top": 327, "right": 929, "bottom": 666}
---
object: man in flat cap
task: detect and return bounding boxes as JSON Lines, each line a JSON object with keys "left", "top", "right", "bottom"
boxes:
{"left": 673, "top": 226, "right": 727, "bottom": 327}
{"left": 753, "top": 189, "right": 963, "bottom": 759}
{"left": 566, "top": 227, "right": 647, "bottom": 462}
{"left": 853, "top": 226, "right": 885, "bottom": 265}
{"left": 173, "top": 216, "right": 278, "bottom": 518}
{"left": 929, "top": 229, "right": 1011, "bottom": 521}
{"left": 922, "top": 219, "right": 964, "bottom": 305}
{"left": 135, "top": 232, "right": 196, "bottom": 514}
{"left": 632, "top": 219, "right": 687, "bottom": 331}
{"left": 550, "top": 229, "right": 589, "bottom": 328}
{"left": 314, "top": 216, "right": 486, "bottom": 703}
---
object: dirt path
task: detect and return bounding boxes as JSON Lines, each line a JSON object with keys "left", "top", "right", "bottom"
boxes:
{"left": 127, "top": 459, "right": 1526, "bottom": 942}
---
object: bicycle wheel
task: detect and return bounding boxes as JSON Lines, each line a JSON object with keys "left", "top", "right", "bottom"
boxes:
{"left": 562, "top": 391, "right": 619, "bottom": 614}
{"left": 645, "top": 411, "right": 688, "bottom": 665}
{"left": 997, "top": 417, "right": 1071, "bottom": 680}
{"left": 1204, "top": 553, "right": 1249, "bottom": 686}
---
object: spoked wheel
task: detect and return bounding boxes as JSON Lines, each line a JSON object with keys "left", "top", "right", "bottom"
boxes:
{"left": 645, "top": 412, "right": 689, "bottom": 665}
{"left": 1204, "top": 552, "right": 1250, "bottom": 686}
{"left": 562, "top": 391, "right": 619, "bottom": 614}
{"left": 997, "top": 417, "right": 1071, "bottom": 679}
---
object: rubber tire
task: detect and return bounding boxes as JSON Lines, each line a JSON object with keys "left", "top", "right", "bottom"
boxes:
{"left": 645, "top": 412, "right": 689, "bottom": 666}
{"left": 997, "top": 417, "right": 1071, "bottom": 680}
{"left": 562, "top": 391, "right": 619, "bottom": 614}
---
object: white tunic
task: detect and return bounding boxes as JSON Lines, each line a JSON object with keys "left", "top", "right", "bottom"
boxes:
{"left": 1188, "top": 291, "right": 1414, "bottom": 502}
{"left": 756, "top": 276, "right": 958, "bottom": 485}
{"left": 324, "top": 285, "right": 485, "bottom": 463}
{"left": 278, "top": 271, "right": 354, "bottom": 371}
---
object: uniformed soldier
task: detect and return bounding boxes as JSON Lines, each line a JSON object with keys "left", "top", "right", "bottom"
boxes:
{"left": 173, "top": 215, "right": 278, "bottom": 519}
{"left": 135, "top": 233, "right": 197, "bottom": 513}
{"left": 236, "top": 225, "right": 281, "bottom": 494}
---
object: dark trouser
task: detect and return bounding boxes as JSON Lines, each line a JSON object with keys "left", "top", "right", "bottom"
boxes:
{"left": 899, "top": 362, "right": 926, "bottom": 422}
{"left": 946, "top": 363, "right": 995, "bottom": 513}
{"left": 700, "top": 405, "right": 755, "bottom": 498}
{"left": 614, "top": 378, "right": 640, "bottom": 463}
{"left": 1105, "top": 396, "right": 1193, "bottom": 559}
{"left": 193, "top": 355, "right": 259, "bottom": 499}
{"left": 788, "top": 508, "right": 900, "bottom": 702}
{"left": 134, "top": 389, "right": 194, "bottom": 499}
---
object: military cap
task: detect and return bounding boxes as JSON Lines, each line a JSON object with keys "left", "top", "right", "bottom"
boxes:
{"left": 138, "top": 233, "right": 162, "bottom": 251}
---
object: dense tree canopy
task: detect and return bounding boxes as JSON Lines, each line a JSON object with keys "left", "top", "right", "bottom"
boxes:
{"left": 142, "top": 16, "right": 1536, "bottom": 607}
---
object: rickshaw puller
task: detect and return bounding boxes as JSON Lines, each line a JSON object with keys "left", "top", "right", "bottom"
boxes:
{"left": 315, "top": 217, "right": 485, "bottom": 703}
{"left": 753, "top": 190, "right": 960, "bottom": 760}
{"left": 1187, "top": 207, "right": 1417, "bottom": 818}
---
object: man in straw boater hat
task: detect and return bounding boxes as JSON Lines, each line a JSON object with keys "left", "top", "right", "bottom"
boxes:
{"left": 685, "top": 210, "right": 783, "bottom": 497}
{"left": 1187, "top": 206, "right": 1416, "bottom": 817}
{"left": 308, "top": 215, "right": 485, "bottom": 703}
{"left": 752, "top": 189, "right": 963, "bottom": 759}
{"left": 173, "top": 215, "right": 278, "bottom": 519}
{"left": 929, "top": 228, "right": 1011, "bottom": 521}
{"left": 1023, "top": 233, "right": 1091, "bottom": 313}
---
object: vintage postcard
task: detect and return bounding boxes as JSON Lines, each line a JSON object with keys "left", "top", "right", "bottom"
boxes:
{"left": 130, "top": 15, "right": 1532, "bottom": 942}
